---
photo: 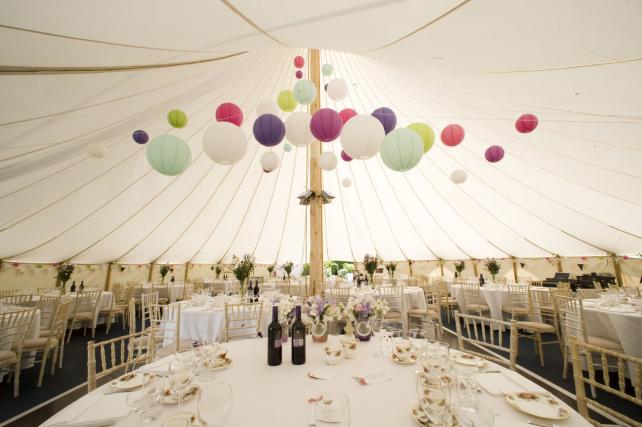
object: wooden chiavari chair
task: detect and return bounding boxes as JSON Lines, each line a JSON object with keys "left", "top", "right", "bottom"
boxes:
{"left": 376, "top": 285, "right": 404, "bottom": 321}
{"left": 101, "top": 284, "right": 127, "bottom": 334}
{"left": 153, "top": 283, "right": 170, "bottom": 305}
{"left": 224, "top": 302, "right": 264, "bottom": 342}
{"left": 577, "top": 288, "right": 603, "bottom": 299}
{"left": 151, "top": 303, "right": 190, "bottom": 358}
{"left": 460, "top": 283, "right": 489, "bottom": 317}
{"left": 454, "top": 311, "right": 517, "bottom": 370}
{"left": 66, "top": 290, "right": 102, "bottom": 342}
{"left": 325, "top": 287, "right": 351, "bottom": 304}
{"left": 408, "top": 284, "right": 441, "bottom": 329}
{"left": 436, "top": 281, "right": 457, "bottom": 322}
{"left": 36, "top": 295, "right": 62, "bottom": 335}
{"left": 503, "top": 285, "right": 532, "bottom": 320}
{"left": 0, "top": 294, "right": 33, "bottom": 307}
{"left": 0, "top": 290, "right": 19, "bottom": 297}
{"left": 0, "top": 307, "right": 36, "bottom": 397}
{"left": 141, "top": 292, "right": 159, "bottom": 330}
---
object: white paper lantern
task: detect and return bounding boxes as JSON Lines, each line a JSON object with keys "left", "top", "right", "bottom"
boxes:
{"left": 319, "top": 151, "right": 338, "bottom": 171}
{"left": 203, "top": 122, "right": 247, "bottom": 165}
{"left": 451, "top": 169, "right": 468, "bottom": 184}
{"left": 340, "top": 114, "right": 384, "bottom": 160}
{"left": 260, "top": 151, "right": 280, "bottom": 172}
{"left": 87, "top": 143, "right": 105, "bottom": 158}
{"left": 256, "top": 99, "right": 280, "bottom": 117}
{"left": 326, "top": 78, "right": 348, "bottom": 101}
{"left": 285, "top": 112, "right": 314, "bottom": 147}
{"left": 341, "top": 177, "right": 352, "bottom": 188}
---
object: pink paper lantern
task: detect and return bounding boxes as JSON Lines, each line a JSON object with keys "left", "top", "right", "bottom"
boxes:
{"left": 215, "top": 102, "right": 243, "bottom": 126}
{"left": 294, "top": 56, "right": 305, "bottom": 68}
{"left": 339, "top": 108, "right": 357, "bottom": 124}
{"left": 295, "top": 70, "right": 303, "bottom": 79}
{"left": 515, "top": 113, "right": 538, "bottom": 133}
{"left": 485, "top": 145, "right": 505, "bottom": 163}
{"left": 341, "top": 150, "right": 353, "bottom": 162}
{"left": 310, "top": 108, "right": 343, "bottom": 142}
{"left": 441, "top": 124, "right": 465, "bottom": 146}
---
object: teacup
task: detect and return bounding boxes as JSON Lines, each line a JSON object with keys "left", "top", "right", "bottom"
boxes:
{"left": 340, "top": 338, "right": 358, "bottom": 359}
{"left": 323, "top": 344, "right": 342, "bottom": 365}
{"left": 393, "top": 339, "right": 412, "bottom": 358}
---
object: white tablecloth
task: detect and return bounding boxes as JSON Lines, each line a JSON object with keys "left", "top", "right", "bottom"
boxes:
{"left": 41, "top": 337, "right": 591, "bottom": 427}
{"left": 582, "top": 300, "right": 642, "bottom": 359}
{"left": 451, "top": 285, "right": 545, "bottom": 322}
{"left": 349, "top": 286, "right": 427, "bottom": 312}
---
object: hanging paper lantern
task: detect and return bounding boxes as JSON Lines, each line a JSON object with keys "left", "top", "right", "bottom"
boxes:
{"left": 319, "top": 151, "right": 338, "bottom": 171}
{"left": 295, "top": 70, "right": 303, "bottom": 79}
{"left": 215, "top": 102, "right": 243, "bottom": 126}
{"left": 284, "top": 143, "right": 293, "bottom": 152}
{"left": 256, "top": 99, "right": 280, "bottom": 117}
{"left": 322, "top": 63, "right": 334, "bottom": 76}
{"left": 380, "top": 128, "right": 423, "bottom": 172}
{"left": 339, "top": 108, "right": 357, "bottom": 124}
{"left": 203, "top": 122, "right": 247, "bottom": 165}
{"left": 293, "top": 79, "right": 317, "bottom": 105}
{"left": 87, "top": 143, "right": 105, "bottom": 158}
{"left": 277, "top": 90, "right": 298, "bottom": 112}
{"left": 450, "top": 169, "right": 468, "bottom": 184}
{"left": 260, "top": 151, "right": 280, "bottom": 173}
{"left": 371, "top": 107, "right": 397, "bottom": 134}
{"left": 485, "top": 145, "right": 505, "bottom": 163}
{"left": 132, "top": 130, "right": 149, "bottom": 144}
{"left": 285, "top": 112, "right": 314, "bottom": 147}
{"left": 167, "top": 109, "right": 188, "bottom": 128}
{"left": 147, "top": 134, "right": 192, "bottom": 175}
{"left": 407, "top": 122, "right": 435, "bottom": 153}
{"left": 310, "top": 108, "right": 343, "bottom": 142}
{"left": 340, "top": 114, "right": 384, "bottom": 160}
{"left": 253, "top": 114, "right": 285, "bottom": 147}
{"left": 294, "top": 55, "right": 305, "bottom": 68}
{"left": 515, "top": 113, "right": 538, "bottom": 133}
{"left": 340, "top": 150, "right": 353, "bottom": 162}
{"left": 326, "top": 78, "right": 348, "bottom": 101}
{"left": 342, "top": 177, "right": 352, "bottom": 188}
{"left": 441, "top": 124, "right": 465, "bottom": 146}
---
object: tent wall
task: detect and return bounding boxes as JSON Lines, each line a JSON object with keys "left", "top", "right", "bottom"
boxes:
{"left": 514, "top": 258, "right": 558, "bottom": 281}
{"left": 620, "top": 258, "right": 642, "bottom": 286}
{"left": 0, "top": 263, "right": 108, "bottom": 291}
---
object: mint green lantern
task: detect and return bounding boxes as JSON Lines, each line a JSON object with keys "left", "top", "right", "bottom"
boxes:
{"left": 407, "top": 122, "right": 435, "bottom": 153}
{"left": 277, "top": 90, "right": 298, "bottom": 112}
{"left": 380, "top": 128, "right": 423, "bottom": 172}
{"left": 322, "top": 63, "right": 334, "bottom": 77}
{"left": 284, "top": 143, "right": 293, "bottom": 152}
{"left": 167, "top": 109, "right": 188, "bottom": 128}
{"left": 293, "top": 79, "right": 317, "bottom": 105}
{"left": 146, "top": 134, "right": 192, "bottom": 176}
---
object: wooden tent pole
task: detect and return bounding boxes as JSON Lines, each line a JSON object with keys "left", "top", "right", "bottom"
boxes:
{"left": 184, "top": 262, "right": 190, "bottom": 283}
{"left": 104, "top": 262, "right": 113, "bottom": 291}
{"left": 472, "top": 259, "right": 478, "bottom": 277}
{"left": 439, "top": 259, "right": 444, "bottom": 277}
{"left": 610, "top": 254, "right": 624, "bottom": 287}
{"left": 512, "top": 258, "right": 518, "bottom": 283}
{"left": 556, "top": 258, "right": 563, "bottom": 273}
{"left": 308, "top": 48, "right": 323, "bottom": 296}
{"left": 148, "top": 263, "right": 154, "bottom": 282}
{"left": 408, "top": 260, "right": 413, "bottom": 277}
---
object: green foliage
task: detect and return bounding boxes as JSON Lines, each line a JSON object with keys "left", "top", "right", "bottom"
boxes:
{"left": 484, "top": 259, "right": 501, "bottom": 276}
{"left": 302, "top": 263, "right": 310, "bottom": 276}
{"left": 232, "top": 254, "right": 255, "bottom": 283}
{"left": 56, "top": 263, "right": 75, "bottom": 284}
{"left": 159, "top": 264, "right": 171, "bottom": 279}
{"left": 282, "top": 261, "right": 294, "bottom": 277}
{"left": 363, "top": 254, "right": 381, "bottom": 278}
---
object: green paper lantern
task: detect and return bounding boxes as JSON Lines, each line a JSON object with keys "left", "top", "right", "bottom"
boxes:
{"left": 380, "top": 128, "right": 423, "bottom": 172}
{"left": 167, "top": 109, "right": 188, "bottom": 128}
{"left": 284, "top": 143, "right": 293, "bottom": 152}
{"left": 146, "top": 134, "right": 192, "bottom": 176}
{"left": 277, "top": 90, "right": 298, "bottom": 112}
{"left": 322, "top": 63, "right": 334, "bottom": 77}
{"left": 293, "top": 79, "right": 317, "bottom": 105}
{"left": 407, "top": 122, "right": 435, "bottom": 153}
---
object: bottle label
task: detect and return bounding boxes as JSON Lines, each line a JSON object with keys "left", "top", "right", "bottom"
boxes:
{"left": 274, "top": 339, "right": 282, "bottom": 349}
{"left": 293, "top": 338, "right": 305, "bottom": 347}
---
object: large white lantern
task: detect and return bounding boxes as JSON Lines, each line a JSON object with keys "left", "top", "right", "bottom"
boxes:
{"left": 203, "top": 122, "right": 247, "bottom": 165}
{"left": 340, "top": 114, "right": 384, "bottom": 160}
{"left": 326, "top": 78, "right": 348, "bottom": 101}
{"left": 319, "top": 151, "right": 338, "bottom": 171}
{"left": 87, "top": 143, "right": 105, "bottom": 158}
{"left": 256, "top": 99, "right": 280, "bottom": 117}
{"left": 285, "top": 112, "right": 314, "bottom": 147}
{"left": 451, "top": 169, "right": 468, "bottom": 184}
{"left": 260, "top": 151, "right": 280, "bottom": 173}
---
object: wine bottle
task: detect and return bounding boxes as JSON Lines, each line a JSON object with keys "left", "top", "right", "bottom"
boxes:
{"left": 267, "top": 305, "right": 282, "bottom": 366}
{"left": 291, "top": 305, "right": 306, "bottom": 365}
{"left": 79, "top": 280, "right": 84, "bottom": 292}
{"left": 70, "top": 281, "right": 76, "bottom": 293}
{"left": 253, "top": 280, "right": 260, "bottom": 298}
{"left": 171, "top": 275, "right": 175, "bottom": 284}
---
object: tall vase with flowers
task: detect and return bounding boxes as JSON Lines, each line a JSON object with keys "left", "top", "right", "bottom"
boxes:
{"left": 385, "top": 261, "right": 397, "bottom": 279}
{"left": 304, "top": 296, "right": 341, "bottom": 343}
{"left": 343, "top": 295, "right": 389, "bottom": 341}
{"left": 267, "top": 264, "right": 275, "bottom": 278}
{"left": 232, "top": 254, "right": 255, "bottom": 299}
{"left": 484, "top": 259, "right": 502, "bottom": 283}
{"left": 363, "top": 254, "right": 381, "bottom": 286}
{"left": 56, "top": 263, "right": 75, "bottom": 295}
{"left": 159, "top": 264, "right": 171, "bottom": 284}
{"left": 214, "top": 264, "right": 223, "bottom": 279}
{"left": 454, "top": 261, "right": 465, "bottom": 279}
{"left": 282, "top": 261, "right": 294, "bottom": 284}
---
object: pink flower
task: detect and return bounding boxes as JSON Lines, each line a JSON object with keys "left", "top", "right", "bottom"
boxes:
{"left": 355, "top": 303, "right": 363, "bottom": 312}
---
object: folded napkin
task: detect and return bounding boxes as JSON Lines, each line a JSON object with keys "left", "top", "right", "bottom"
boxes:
{"left": 41, "top": 393, "right": 130, "bottom": 427}
{"left": 138, "top": 357, "right": 171, "bottom": 376}
{"left": 475, "top": 370, "right": 547, "bottom": 396}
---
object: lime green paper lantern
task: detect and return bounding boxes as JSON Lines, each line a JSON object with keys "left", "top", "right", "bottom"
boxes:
{"left": 407, "top": 122, "right": 435, "bottom": 153}
{"left": 277, "top": 90, "right": 298, "bottom": 112}
{"left": 167, "top": 109, "right": 188, "bottom": 128}
{"left": 293, "top": 79, "right": 317, "bottom": 105}
{"left": 380, "top": 128, "right": 423, "bottom": 172}
{"left": 146, "top": 134, "right": 192, "bottom": 176}
{"left": 322, "top": 63, "right": 334, "bottom": 77}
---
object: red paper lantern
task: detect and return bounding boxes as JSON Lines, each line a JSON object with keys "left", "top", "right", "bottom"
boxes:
{"left": 515, "top": 113, "right": 538, "bottom": 133}
{"left": 215, "top": 102, "right": 243, "bottom": 127}
{"left": 485, "top": 145, "right": 505, "bottom": 163}
{"left": 294, "top": 56, "right": 305, "bottom": 68}
{"left": 339, "top": 108, "right": 357, "bottom": 124}
{"left": 295, "top": 70, "right": 303, "bottom": 79}
{"left": 441, "top": 124, "right": 465, "bottom": 146}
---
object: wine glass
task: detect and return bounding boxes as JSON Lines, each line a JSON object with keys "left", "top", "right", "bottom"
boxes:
{"left": 369, "top": 318, "right": 385, "bottom": 358}
{"left": 458, "top": 406, "right": 494, "bottom": 427}
{"left": 168, "top": 357, "right": 194, "bottom": 413}
{"left": 197, "top": 383, "right": 232, "bottom": 426}
{"left": 313, "top": 392, "right": 350, "bottom": 426}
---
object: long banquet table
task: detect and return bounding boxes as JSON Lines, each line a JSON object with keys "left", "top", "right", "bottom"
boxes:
{"left": 40, "top": 336, "right": 591, "bottom": 427}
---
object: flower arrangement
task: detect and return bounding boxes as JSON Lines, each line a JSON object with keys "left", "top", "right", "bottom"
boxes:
{"left": 454, "top": 261, "right": 465, "bottom": 278}
{"left": 56, "top": 263, "right": 75, "bottom": 294}
{"left": 303, "top": 296, "right": 341, "bottom": 324}
{"left": 159, "top": 264, "right": 172, "bottom": 283}
{"left": 214, "top": 264, "right": 223, "bottom": 279}
{"left": 342, "top": 294, "right": 389, "bottom": 322}
{"left": 282, "top": 261, "right": 294, "bottom": 281}
{"left": 363, "top": 254, "right": 381, "bottom": 283}
{"left": 385, "top": 261, "right": 397, "bottom": 278}
{"left": 232, "top": 254, "right": 256, "bottom": 293}
{"left": 267, "top": 264, "right": 275, "bottom": 277}
{"left": 484, "top": 259, "right": 502, "bottom": 281}
{"left": 266, "top": 294, "right": 297, "bottom": 324}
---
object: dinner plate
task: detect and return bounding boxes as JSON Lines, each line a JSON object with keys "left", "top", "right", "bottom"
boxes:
{"left": 159, "top": 384, "right": 200, "bottom": 405}
{"left": 452, "top": 352, "right": 485, "bottom": 367}
{"left": 205, "top": 356, "right": 232, "bottom": 371}
{"left": 109, "top": 372, "right": 151, "bottom": 391}
{"left": 160, "top": 412, "right": 199, "bottom": 427}
{"left": 392, "top": 352, "right": 417, "bottom": 364}
{"left": 505, "top": 392, "right": 570, "bottom": 420}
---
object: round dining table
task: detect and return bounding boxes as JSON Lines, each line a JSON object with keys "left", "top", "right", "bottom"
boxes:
{"left": 450, "top": 284, "right": 546, "bottom": 323}
{"left": 40, "top": 336, "right": 591, "bottom": 427}
{"left": 581, "top": 299, "right": 642, "bottom": 359}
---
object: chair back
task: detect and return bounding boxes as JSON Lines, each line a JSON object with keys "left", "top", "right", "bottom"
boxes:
{"left": 569, "top": 337, "right": 642, "bottom": 427}
{"left": 111, "top": 283, "right": 128, "bottom": 306}
{"left": 210, "top": 282, "right": 225, "bottom": 296}
{"left": 376, "top": 285, "right": 404, "bottom": 315}
{"left": 505, "top": 285, "right": 533, "bottom": 319}
{"left": 128, "top": 298, "right": 137, "bottom": 335}
{"left": 325, "top": 287, "right": 351, "bottom": 304}
{"left": 50, "top": 300, "right": 73, "bottom": 341}
{"left": 0, "top": 307, "right": 36, "bottom": 362}
{"left": 71, "top": 291, "right": 101, "bottom": 316}
{"left": 577, "top": 288, "right": 602, "bottom": 299}
{"left": 86, "top": 329, "right": 155, "bottom": 392}
{"left": 0, "top": 290, "right": 19, "bottom": 297}
{"left": 224, "top": 302, "right": 264, "bottom": 342}
{"left": 153, "top": 283, "right": 170, "bottom": 303}
{"left": 555, "top": 295, "right": 586, "bottom": 345}
{"left": 36, "top": 295, "right": 62, "bottom": 330}
{"left": 141, "top": 293, "right": 158, "bottom": 329}
{"left": 454, "top": 310, "right": 517, "bottom": 370}
{"left": 461, "top": 283, "right": 483, "bottom": 312}
{"left": 154, "top": 303, "right": 182, "bottom": 354}
{"left": 0, "top": 294, "right": 33, "bottom": 307}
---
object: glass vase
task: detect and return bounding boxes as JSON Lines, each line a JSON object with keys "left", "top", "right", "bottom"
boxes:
{"left": 311, "top": 320, "right": 328, "bottom": 343}
{"left": 355, "top": 316, "right": 372, "bottom": 342}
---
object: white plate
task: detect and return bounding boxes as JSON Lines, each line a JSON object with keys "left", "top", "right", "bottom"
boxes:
{"left": 205, "top": 356, "right": 232, "bottom": 371}
{"left": 159, "top": 384, "right": 200, "bottom": 405}
{"left": 452, "top": 352, "right": 485, "bottom": 367}
{"left": 160, "top": 412, "right": 199, "bottom": 427}
{"left": 505, "top": 392, "right": 570, "bottom": 420}
{"left": 109, "top": 372, "right": 151, "bottom": 391}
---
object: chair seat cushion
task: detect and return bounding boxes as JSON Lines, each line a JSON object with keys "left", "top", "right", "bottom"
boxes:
{"left": 467, "top": 304, "right": 489, "bottom": 310}
{"left": 39, "top": 329, "right": 52, "bottom": 337}
{"left": 73, "top": 312, "right": 95, "bottom": 321}
{"left": 0, "top": 350, "right": 17, "bottom": 364}
{"left": 407, "top": 308, "right": 438, "bottom": 317}
{"left": 516, "top": 321, "right": 555, "bottom": 333}
{"left": 586, "top": 336, "right": 623, "bottom": 351}
{"left": 20, "top": 337, "right": 58, "bottom": 349}
{"left": 385, "top": 311, "right": 402, "bottom": 319}
{"left": 503, "top": 307, "right": 530, "bottom": 314}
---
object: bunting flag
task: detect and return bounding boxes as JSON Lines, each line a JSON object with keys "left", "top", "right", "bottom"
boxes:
{"left": 520, "top": 262, "right": 525, "bottom": 268}
{"left": 578, "top": 264, "right": 584, "bottom": 271}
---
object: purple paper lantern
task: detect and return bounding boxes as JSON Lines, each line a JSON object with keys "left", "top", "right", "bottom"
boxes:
{"left": 341, "top": 150, "right": 353, "bottom": 162}
{"left": 253, "top": 114, "right": 285, "bottom": 147}
{"left": 371, "top": 107, "right": 397, "bottom": 134}
{"left": 132, "top": 130, "right": 149, "bottom": 144}
{"left": 310, "top": 108, "right": 343, "bottom": 142}
{"left": 295, "top": 70, "right": 303, "bottom": 79}
{"left": 485, "top": 145, "right": 505, "bottom": 163}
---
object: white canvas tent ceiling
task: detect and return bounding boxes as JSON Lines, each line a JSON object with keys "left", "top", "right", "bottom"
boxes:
{"left": 0, "top": 0, "right": 641, "bottom": 264}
